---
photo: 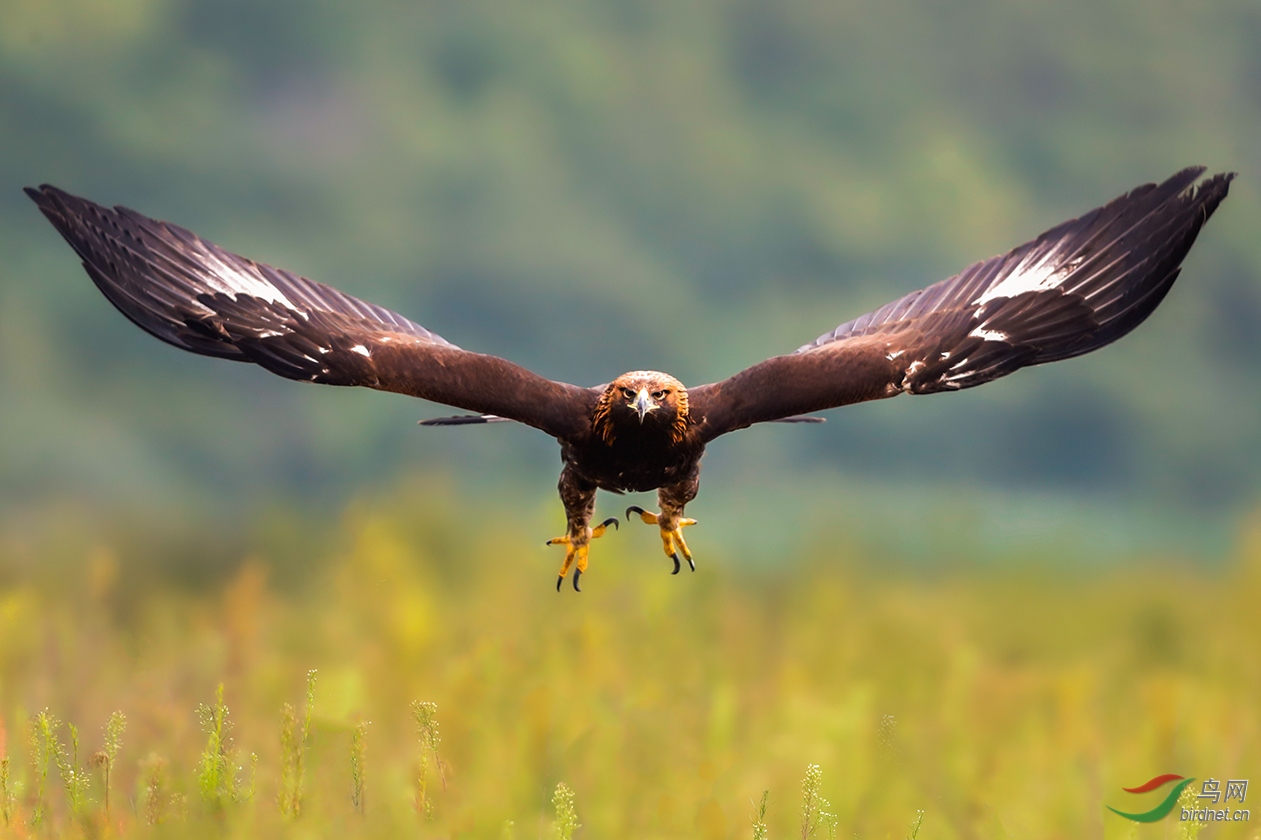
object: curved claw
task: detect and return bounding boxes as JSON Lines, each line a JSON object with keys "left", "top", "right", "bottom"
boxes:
{"left": 670, "top": 552, "right": 681, "bottom": 575}
{"left": 556, "top": 575, "right": 564, "bottom": 592}
{"left": 600, "top": 517, "right": 619, "bottom": 531}
{"left": 685, "top": 555, "right": 696, "bottom": 572}
{"left": 626, "top": 505, "right": 644, "bottom": 520}
{"left": 572, "top": 568, "right": 582, "bottom": 592}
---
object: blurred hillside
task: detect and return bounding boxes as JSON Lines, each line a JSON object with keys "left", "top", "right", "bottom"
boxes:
{"left": 1, "top": 0, "right": 1259, "bottom": 555}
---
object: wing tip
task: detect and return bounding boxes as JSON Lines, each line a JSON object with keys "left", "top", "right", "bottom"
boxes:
{"left": 24, "top": 184, "right": 59, "bottom": 215}
{"left": 1192, "top": 169, "right": 1235, "bottom": 210}
{"left": 1163, "top": 166, "right": 1233, "bottom": 212}
{"left": 25, "top": 183, "right": 72, "bottom": 202}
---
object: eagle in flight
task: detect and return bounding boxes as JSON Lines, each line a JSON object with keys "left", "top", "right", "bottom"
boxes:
{"left": 28, "top": 167, "right": 1232, "bottom": 590}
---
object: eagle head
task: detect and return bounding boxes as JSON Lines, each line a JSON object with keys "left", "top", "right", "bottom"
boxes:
{"left": 594, "top": 371, "right": 689, "bottom": 444}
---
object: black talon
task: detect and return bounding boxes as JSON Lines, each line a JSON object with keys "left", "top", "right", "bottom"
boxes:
{"left": 572, "top": 568, "right": 582, "bottom": 592}
{"left": 600, "top": 517, "right": 619, "bottom": 530}
{"left": 686, "top": 556, "right": 696, "bottom": 572}
{"left": 626, "top": 505, "right": 644, "bottom": 520}
{"left": 556, "top": 575, "right": 564, "bottom": 592}
{"left": 670, "top": 552, "right": 681, "bottom": 575}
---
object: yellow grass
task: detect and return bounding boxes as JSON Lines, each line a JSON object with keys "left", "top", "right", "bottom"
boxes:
{"left": 0, "top": 481, "right": 1258, "bottom": 838}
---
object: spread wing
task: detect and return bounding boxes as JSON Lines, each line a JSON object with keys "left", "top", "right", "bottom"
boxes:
{"left": 27, "top": 185, "right": 597, "bottom": 440}
{"left": 689, "top": 167, "right": 1234, "bottom": 442}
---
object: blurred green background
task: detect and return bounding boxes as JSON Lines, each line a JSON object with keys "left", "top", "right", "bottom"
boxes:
{"left": 1, "top": 2, "right": 1260, "bottom": 837}
{"left": 2, "top": 0, "right": 1259, "bottom": 561}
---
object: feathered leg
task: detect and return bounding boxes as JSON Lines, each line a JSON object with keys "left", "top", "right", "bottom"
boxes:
{"left": 626, "top": 475, "right": 700, "bottom": 574}
{"left": 547, "top": 467, "right": 617, "bottom": 592}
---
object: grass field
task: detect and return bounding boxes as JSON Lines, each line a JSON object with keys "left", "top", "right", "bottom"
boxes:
{"left": 0, "top": 479, "right": 1257, "bottom": 839}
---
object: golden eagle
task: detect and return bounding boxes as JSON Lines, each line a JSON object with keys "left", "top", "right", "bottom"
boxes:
{"left": 27, "top": 167, "right": 1233, "bottom": 590}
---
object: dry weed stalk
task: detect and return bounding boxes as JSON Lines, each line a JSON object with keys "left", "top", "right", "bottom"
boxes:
{"left": 279, "top": 670, "right": 317, "bottom": 818}
{"left": 195, "top": 684, "right": 254, "bottom": 813}
{"left": 350, "top": 719, "right": 369, "bottom": 815}
{"left": 92, "top": 711, "right": 126, "bottom": 817}
{"left": 552, "top": 782, "right": 579, "bottom": 840}
{"left": 751, "top": 790, "right": 769, "bottom": 840}
{"left": 410, "top": 700, "right": 445, "bottom": 819}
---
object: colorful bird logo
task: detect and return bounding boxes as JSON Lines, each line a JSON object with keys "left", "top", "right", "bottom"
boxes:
{"left": 1107, "top": 774, "right": 1195, "bottom": 822}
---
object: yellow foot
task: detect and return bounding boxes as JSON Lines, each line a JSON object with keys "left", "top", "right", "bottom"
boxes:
{"left": 625, "top": 506, "right": 697, "bottom": 574}
{"left": 546, "top": 516, "right": 618, "bottom": 592}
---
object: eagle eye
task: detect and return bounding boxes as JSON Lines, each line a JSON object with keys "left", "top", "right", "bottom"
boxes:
{"left": 652, "top": 390, "right": 667, "bottom": 400}
{"left": 621, "top": 387, "right": 636, "bottom": 399}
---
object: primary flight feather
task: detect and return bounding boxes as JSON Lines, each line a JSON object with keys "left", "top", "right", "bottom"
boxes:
{"left": 27, "top": 167, "right": 1233, "bottom": 590}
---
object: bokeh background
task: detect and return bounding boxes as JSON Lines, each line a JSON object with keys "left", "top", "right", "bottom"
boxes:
{"left": 0, "top": 0, "right": 1259, "bottom": 837}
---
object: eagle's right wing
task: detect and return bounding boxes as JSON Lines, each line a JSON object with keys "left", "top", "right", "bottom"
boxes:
{"left": 689, "top": 167, "right": 1233, "bottom": 442}
{"left": 27, "top": 185, "right": 598, "bottom": 441}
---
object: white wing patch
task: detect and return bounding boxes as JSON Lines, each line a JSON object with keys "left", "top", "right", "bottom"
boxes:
{"left": 968, "top": 326, "right": 1009, "bottom": 342}
{"left": 900, "top": 360, "right": 926, "bottom": 393}
{"left": 182, "top": 238, "right": 299, "bottom": 309}
{"left": 351, "top": 344, "right": 370, "bottom": 357}
{"left": 973, "top": 246, "right": 1076, "bottom": 306}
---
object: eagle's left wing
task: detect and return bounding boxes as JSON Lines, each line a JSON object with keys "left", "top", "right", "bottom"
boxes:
{"left": 689, "top": 167, "right": 1233, "bottom": 442}
{"left": 27, "top": 185, "right": 598, "bottom": 441}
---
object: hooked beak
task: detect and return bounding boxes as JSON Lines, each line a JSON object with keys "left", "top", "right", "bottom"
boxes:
{"left": 632, "top": 389, "right": 656, "bottom": 422}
